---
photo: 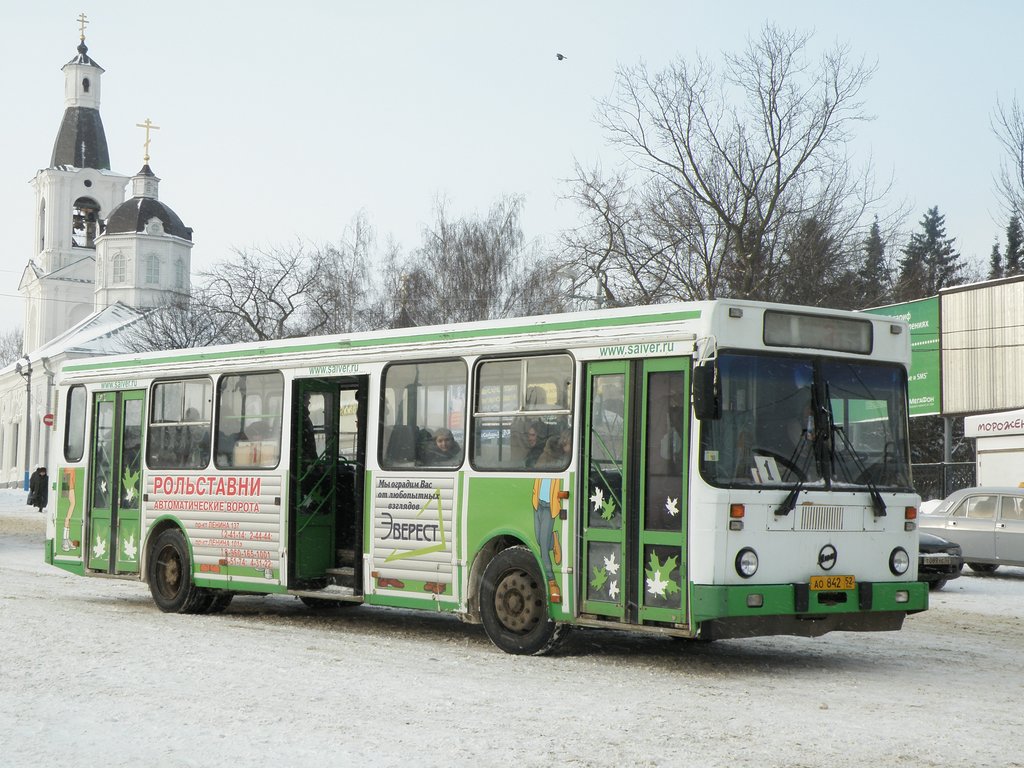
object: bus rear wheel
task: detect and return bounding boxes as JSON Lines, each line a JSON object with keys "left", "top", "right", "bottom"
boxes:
{"left": 148, "top": 528, "right": 209, "bottom": 613}
{"left": 480, "top": 546, "right": 569, "bottom": 655}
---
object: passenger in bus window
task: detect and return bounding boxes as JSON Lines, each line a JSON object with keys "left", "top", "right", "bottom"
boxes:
{"left": 184, "top": 408, "right": 210, "bottom": 467}
{"left": 524, "top": 421, "right": 547, "bottom": 468}
{"left": 537, "top": 429, "right": 571, "bottom": 470}
{"left": 424, "top": 428, "right": 461, "bottom": 466}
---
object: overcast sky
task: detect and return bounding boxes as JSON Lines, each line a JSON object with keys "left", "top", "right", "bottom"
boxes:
{"left": 3, "top": 1, "right": 1022, "bottom": 334}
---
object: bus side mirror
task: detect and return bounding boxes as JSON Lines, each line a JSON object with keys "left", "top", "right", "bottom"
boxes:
{"left": 692, "top": 364, "right": 720, "bottom": 420}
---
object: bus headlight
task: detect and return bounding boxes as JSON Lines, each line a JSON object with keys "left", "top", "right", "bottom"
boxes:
{"left": 889, "top": 547, "right": 910, "bottom": 575}
{"left": 735, "top": 547, "right": 758, "bottom": 578}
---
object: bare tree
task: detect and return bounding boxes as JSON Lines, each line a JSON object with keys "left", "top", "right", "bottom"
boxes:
{"left": 200, "top": 243, "right": 329, "bottom": 341}
{"left": 315, "top": 212, "right": 379, "bottom": 335}
{"left": 117, "top": 291, "right": 244, "bottom": 352}
{"left": 565, "top": 24, "right": 888, "bottom": 304}
{"left": 993, "top": 95, "right": 1024, "bottom": 219}
{"left": 392, "top": 196, "right": 552, "bottom": 326}
{"left": 560, "top": 165, "right": 681, "bottom": 307}
{"left": 0, "top": 327, "right": 23, "bottom": 367}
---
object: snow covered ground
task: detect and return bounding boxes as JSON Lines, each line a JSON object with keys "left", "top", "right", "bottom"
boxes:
{"left": 2, "top": 488, "right": 1023, "bottom": 767}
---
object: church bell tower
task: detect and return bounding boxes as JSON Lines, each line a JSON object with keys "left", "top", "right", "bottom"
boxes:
{"left": 20, "top": 14, "right": 129, "bottom": 353}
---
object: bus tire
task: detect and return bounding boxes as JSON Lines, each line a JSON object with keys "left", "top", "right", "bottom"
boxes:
{"left": 206, "top": 592, "right": 234, "bottom": 613}
{"left": 147, "top": 528, "right": 209, "bottom": 614}
{"left": 480, "top": 545, "right": 569, "bottom": 656}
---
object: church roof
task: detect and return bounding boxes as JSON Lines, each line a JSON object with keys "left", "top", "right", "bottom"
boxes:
{"left": 50, "top": 106, "right": 111, "bottom": 169}
{"left": 105, "top": 196, "right": 193, "bottom": 241}
{"left": 50, "top": 39, "right": 110, "bottom": 169}
{"left": 66, "top": 40, "right": 102, "bottom": 69}
{"left": 0, "top": 302, "right": 145, "bottom": 375}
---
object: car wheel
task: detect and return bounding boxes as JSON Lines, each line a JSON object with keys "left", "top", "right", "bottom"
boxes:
{"left": 967, "top": 562, "right": 999, "bottom": 573}
{"left": 928, "top": 578, "right": 947, "bottom": 591}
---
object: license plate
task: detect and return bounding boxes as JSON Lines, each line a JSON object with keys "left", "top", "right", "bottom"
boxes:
{"left": 810, "top": 574, "right": 856, "bottom": 591}
{"left": 922, "top": 555, "right": 950, "bottom": 565}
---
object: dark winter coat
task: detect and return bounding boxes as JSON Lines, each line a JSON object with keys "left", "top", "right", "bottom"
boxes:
{"left": 28, "top": 468, "right": 49, "bottom": 510}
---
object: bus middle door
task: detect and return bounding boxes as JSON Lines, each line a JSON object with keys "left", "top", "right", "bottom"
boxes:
{"left": 86, "top": 389, "right": 145, "bottom": 574}
{"left": 579, "top": 357, "right": 690, "bottom": 627}
{"left": 290, "top": 378, "right": 367, "bottom": 589}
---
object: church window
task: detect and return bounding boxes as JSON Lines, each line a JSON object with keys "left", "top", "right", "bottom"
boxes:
{"left": 147, "top": 254, "right": 160, "bottom": 284}
{"left": 112, "top": 253, "right": 126, "bottom": 284}
{"left": 39, "top": 201, "right": 45, "bottom": 252}
{"left": 176, "top": 258, "right": 187, "bottom": 289}
{"left": 72, "top": 197, "right": 100, "bottom": 249}
{"left": 82, "top": 77, "right": 90, "bottom": 93}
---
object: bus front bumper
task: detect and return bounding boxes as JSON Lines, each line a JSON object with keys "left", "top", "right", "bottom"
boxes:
{"left": 691, "top": 580, "right": 928, "bottom": 640}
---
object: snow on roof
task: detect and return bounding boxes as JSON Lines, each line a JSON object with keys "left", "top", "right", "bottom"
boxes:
{"left": 0, "top": 302, "right": 145, "bottom": 375}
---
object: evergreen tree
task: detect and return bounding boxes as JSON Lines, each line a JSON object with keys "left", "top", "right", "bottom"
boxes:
{"left": 896, "top": 207, "right": 964, "bottom": 300}
{"left": 776, "top": 216, "right": 856, "bottom": 307}
{"left": 1005, "top": 214, "right": 1022, "bottom": 276}
{"left": 989, "top": 238, "right": 1003, "bottom": 280}
{"left": 858, "top": 217, "right": 891, "bottom": 306}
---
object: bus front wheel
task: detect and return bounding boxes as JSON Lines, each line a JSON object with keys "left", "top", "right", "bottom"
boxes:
{"left": 479, "top": 546, "right": 569, "bottom": 655}
{"left": 147, "top": 528, "right": 210, "bottom": 614}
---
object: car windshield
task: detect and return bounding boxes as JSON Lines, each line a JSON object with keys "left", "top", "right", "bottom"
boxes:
{"left": 699, "top": 352, "right": 913, "bottom": 491}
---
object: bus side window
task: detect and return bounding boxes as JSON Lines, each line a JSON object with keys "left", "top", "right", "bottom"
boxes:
{"left": 379, "top": 360, "right": 467, "bottom": 471}
{"left": 147, "top": 378, "right": 213, "bottom": 470}
{"left": 64, "top": 384, "right": 88, "bottom": 462}
{"left": 215, "top": 372, "right": 284, "bottom": 470}
{"left": 471, "top": 355, "right": 573, "bottom": 472}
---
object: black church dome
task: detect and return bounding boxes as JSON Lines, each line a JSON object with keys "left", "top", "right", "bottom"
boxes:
{"left": 105, "top": 197, "right": 193, "bottom": 241}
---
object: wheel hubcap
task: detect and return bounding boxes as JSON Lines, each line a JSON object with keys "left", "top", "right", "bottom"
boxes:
{"left": 494, "top": 567, "right": 543, "bottom": 634}
{"left": 157, "top": 545, "right": 182, "bottom": 598}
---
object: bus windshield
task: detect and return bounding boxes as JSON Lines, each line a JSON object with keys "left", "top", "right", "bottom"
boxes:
{"left": 699, "top": 352, "right": 912, "bottom": 491}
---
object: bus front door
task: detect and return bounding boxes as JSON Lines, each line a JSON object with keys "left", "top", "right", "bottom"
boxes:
{"left": 86, "top": 389, "right": 145, "bottom": 574}
{"left": 290, "top": 378, "right": 367, "bottom": 590}
{"left": 580, "top": 358, "right": 690, "bottom": 627}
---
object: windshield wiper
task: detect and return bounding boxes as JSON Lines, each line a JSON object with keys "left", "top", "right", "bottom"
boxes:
{"left": 775, "top": 403, "right": 821, "bottom": 516}
{"left": 831, "top": 423, "right": 887, "bottom": 517}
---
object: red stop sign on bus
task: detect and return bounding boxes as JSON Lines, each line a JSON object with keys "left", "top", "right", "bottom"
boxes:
{"left": 42, "top": 413, "right": 54, "bottom": 427}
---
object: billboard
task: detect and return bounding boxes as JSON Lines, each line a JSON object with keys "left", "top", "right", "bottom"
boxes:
{"left": 865, "top": 297, "right": 940, "bottom": 417}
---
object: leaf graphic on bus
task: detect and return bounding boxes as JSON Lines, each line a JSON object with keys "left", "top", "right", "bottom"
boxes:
{"left": 645, "top": 552, "right": 679, "bottom": 597}
{"left": 603, "top": 552, "right": 619, "bottom": 575}
{"left": 590, "top": 565, "right": 608, "bottom": 592}
{"left": 122, "top": 468, "right": 140, "bottom": 503}
{"left": 600, "top": 498, "right": 616, "bottom": 520}
{"left": 589, "top": 487, "right": 604, "bottom": 511}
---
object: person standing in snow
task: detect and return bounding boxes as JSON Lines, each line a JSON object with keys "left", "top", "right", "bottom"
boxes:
{"left": 27, "top": 466, "right": 48, "bottom": 513}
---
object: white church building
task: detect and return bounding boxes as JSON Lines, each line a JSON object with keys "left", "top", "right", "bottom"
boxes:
{"left": 0, "top": 24, "right": 193, "bottom": 488}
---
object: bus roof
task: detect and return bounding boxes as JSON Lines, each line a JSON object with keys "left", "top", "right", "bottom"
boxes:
{"left": 57, "top": 299, "right": 907, "bottom": 381}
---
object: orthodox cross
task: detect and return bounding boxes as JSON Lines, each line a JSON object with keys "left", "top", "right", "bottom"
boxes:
{"left": 77, "top": 12, "right": 89, "bottom": 41}
{"left": 136, "top": 118, "right": 160, "bottom": 163}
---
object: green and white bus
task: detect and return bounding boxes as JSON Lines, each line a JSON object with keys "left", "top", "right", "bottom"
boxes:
{"left": 44, "top": 299, "right": 927, "bottom": 654}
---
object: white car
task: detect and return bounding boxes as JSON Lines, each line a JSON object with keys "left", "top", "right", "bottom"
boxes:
{"left": 919, "top": 487, "right": 1024, "bottom": 572}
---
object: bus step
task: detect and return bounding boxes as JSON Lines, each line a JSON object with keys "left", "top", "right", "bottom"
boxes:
{"left": 335, "top": 548, "right": 358, "bottom": 566}
{"left": 326, "top": 566, "right": 356, "bottom": 588}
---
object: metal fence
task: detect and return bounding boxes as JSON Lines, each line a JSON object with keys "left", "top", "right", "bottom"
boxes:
{"left": 912, "top": 462, "right": 976, "bottom": 502}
